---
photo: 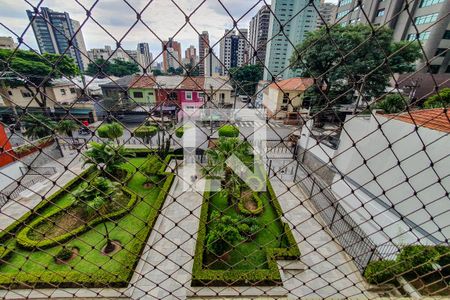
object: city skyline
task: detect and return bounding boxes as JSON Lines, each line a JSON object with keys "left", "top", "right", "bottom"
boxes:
{"left": 0, "top": 0, "right": 338, "bottom": 64}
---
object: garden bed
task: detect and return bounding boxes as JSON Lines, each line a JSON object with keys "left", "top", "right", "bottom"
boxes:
{"left": 192, "top": 180, "right": 300, "bottom": 286}
{"left": 0, "top": 153, "right": 176, "bottom": 289}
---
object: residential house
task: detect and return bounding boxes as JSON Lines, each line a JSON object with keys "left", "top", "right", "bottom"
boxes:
{"left": 331, "top": 109, "right": 450, "bottom": 249}
{"left": 262, "top": 77, "right": 314, "bottom": 120}
{"left": 204, "top": 77, "right": 233, "bottom": 107}
{"left": 99, "top": 75, "right": 135, "bottom": 107}
{"left": 128, "top": 75, "right": 157, "bottom": 108}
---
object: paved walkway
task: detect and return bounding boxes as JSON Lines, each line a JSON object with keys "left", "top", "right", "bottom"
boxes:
{"left": 126, "top": 164, "right": 204, "bottom": 299}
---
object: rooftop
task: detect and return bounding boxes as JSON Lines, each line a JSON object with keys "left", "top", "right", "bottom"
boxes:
{"left": 129, "top": 75, "right": 157, "bottom": 89}
{"left": 269, "top": 77, "right": 314, "bottom": 91}
{"left": 384, "top": 108, "right": 450, "bottom": 133}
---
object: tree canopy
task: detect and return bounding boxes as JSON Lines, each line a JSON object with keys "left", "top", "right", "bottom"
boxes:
{"left": 290, "top": 24, "right": 421, "bottom": 111}
{"left": 229, "top": 64, "right": 263, "bottom": 96}
{"left": 85, "top": 58, "right": 139, "bottom": 78}
{"left": 423, "top": 88, "right": 450, "bottom": 108}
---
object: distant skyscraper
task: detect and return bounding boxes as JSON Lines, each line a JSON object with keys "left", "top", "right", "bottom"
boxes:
{"left": 185, "top": 45, "right": 197, "bottom": 66}
{"left": 263, "top": 0, "right": 319, "bottom": 80}
{"left": 316, "top": 0, "right": 337, "bottom": 28}
{"left": 220, "top": 29, "right": 249, "bottom": 75}
{"left": 162, "top": 38, "right": 182, "bottom": 72}
{"left": 248, "top": 5, "right": 271, "bottom": 65}
{"left": 198, "top": 31, "right": 210, "bottom": 76}
{"left": 26, "top": 7, "right": 89, "bottom": 71}
{"left": 137, "top": 42, "right": 153, "bottom": 73}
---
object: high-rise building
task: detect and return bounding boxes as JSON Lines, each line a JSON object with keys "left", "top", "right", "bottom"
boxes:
{"left": 0, "top": 36, "right": 17, "bottom": 50}
{"left": 137, "top": 42, "right": 153, "bottom": 73}
{"left": 185, "top": 45, "right": 197, "bottom": 66}
{"left": 316, "top": 0, "right": 337, "bottom": 28}
{"left": 162, "top": 38, "right": 182, "bottom": 72}
{"left": 248, "top": 5, "right": 271, "bottom": 65}
{"left": 263, "top": 0, "right": 319, "bottom": 80}
{"left": 198, "top": 31, "right": 210, "bottom": 76}
{"left": 26, "top": 7, "right": 89, "bottom": 71}
{"left": 204, "top": 50, "right": 221, "bottom": 77}
{"left": 334, "top": 0, "right": 450, "bottom": 74}
{"left": 220, "top": 29, "right": 249, "bottom": 75}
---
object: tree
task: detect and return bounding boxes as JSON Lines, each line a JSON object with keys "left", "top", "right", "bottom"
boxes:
{"left": 22, "top": 114, "right": 56, "bottom": 140}
{"left": 97, "top": 122, "right": 124, "bottom": 144}
{"left": 218, "top": 124, "right": 239, "bottom": 138}
{"left": 152, "top": 69, "right": 163, "bottom": 76}
{"left": 0, "top": 49, "right": 79, "bottom": 109}
{"left": 206, "top": 212, "right": 244, "bottom": 257}
{"left": 229, "top": 64, "right": 263, "bottom": 96}
{"left": 175, "top": 126, "right": 185, "bottom": 138}
{"left": 290, "top": 24, "right": 421, "bottom": 112}
{"left": 83, "top": 141, "right": 132, "bottom": 178}
{"left": 134, "top": 125, "right": 158, "bottom": 146}
{"left": 185, "top": 63, "right": 200, "bottom": 76}
{"left": 423, "top": 88, "right": 450, "bottom": 108}
{"left": 375, "top": 93, "right": 407, "bottom": 114}
{"left": 56, "top": 119, "right": 79, "bottom": 142}
{"left": 85, "top": 58, "right": 139, "bottom": 78}
{"left": 167, "top": 66, "right": 184, "bottom": 75}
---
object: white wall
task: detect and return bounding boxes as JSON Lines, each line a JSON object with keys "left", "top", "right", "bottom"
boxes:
{"left": 299, "top": 120, "right": 336, "bottom": 165}
{"left": 332, "top": 114, "right": 450, "bottom": 243}
{"left": 0, "top": 161, "right": 25, "bottom": 190}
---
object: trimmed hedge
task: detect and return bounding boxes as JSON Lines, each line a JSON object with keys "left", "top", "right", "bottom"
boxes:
{"left": 238, "top": 192, "right": 264, "bottom": 216}
{"left": 191, "top": 179, "right": 300, "bottom": 286}
{"left": 218, "top": 124, "right": 239, "bottom": 137}
{"left": 364, "top": 260, "right": 398, "bottom": 284}
{"left": 16, "top": 187, "right": 138, "bottom": 250}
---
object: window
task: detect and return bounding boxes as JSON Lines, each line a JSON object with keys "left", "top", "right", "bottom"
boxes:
{"left": 168, "top": 92, "right": 178, "bottom": 100}
{"left": 407, "top": 31, "right": 431, "bottom": 41}
{"left": 133, "top": 91, "right": 143, "bottom": 98}
{"left": 336, "top": 10, "right": 349, "bottom": 18}
{"left": 415, "top": 13, "right": 439, "bottom": 25}
{"left": 60, "top": 89, "right": 66, "bottom": 95}
{"left": 185, "top": 91, "right": 193, "bottom": 100}
{"left": 70, "top": 88, "right": 76, "bottom": 94}
{"left": 21, "top": 91, "right": 32, "bottom": 98}
{"left": 282, "top": 93, "right": 290, "bottom": 104}
{"left": 376, "top": 9, "right": 385, "bottom": 17}
{"left": 435, "top": 48, "right": 447, "bottom": 57}
{"left": 443, "top": 30, "right": 450, "bottom": 39}
{"left": 420, "top": 0, "right": 444, "bottom": 7}
{"left": 339, "top": 0, "right": 352, "bottom": 6}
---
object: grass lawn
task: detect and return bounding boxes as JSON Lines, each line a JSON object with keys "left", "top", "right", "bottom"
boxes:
{"left": 0, "top": 157, "right": 172, "bottom": 288}
{"left": 204, "top": 190, "right": 289, "bottom": 271}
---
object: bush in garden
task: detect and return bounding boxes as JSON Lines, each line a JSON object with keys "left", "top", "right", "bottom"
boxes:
{"left": 435, "top": 245, "right": 450, "bottom": 275}
{"left": 98, "top": 122, "right": 124, "bottom": 141}
{"left": 134, "top": 125, "right": 158, "bottom": 144}
{"left": 206, "top": 212, "right": 244, "bottom": 257}
{"left": 56, "top": 247, "right": 73, "bottom": 261}
{"left": 397, "top": 245, "right": 440, "bottom": 275}
{"left": 175, "top": 126, "right": 185, "bottom": 138}
{"left": 218, "top": 124, "right": 239, "bottom": 137}
{"left": 364, "top": 260, "right": 398, "bottom": 284}
{"left": 142, "top": 155, "right": 164, "bottom": 184}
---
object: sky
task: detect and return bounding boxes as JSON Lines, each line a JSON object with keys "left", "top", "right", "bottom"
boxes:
{"left": 0, "top": 0, "right": 338, "bottom": 62}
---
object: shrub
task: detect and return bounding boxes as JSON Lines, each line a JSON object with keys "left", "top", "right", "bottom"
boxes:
{"left": 218, "top": 124, "right": 239, "bottom": 137}
{"left": 175, "top": 126, "right": 184, "bottom": 138}
{"left": 424, "top": 88, "right": 450, "bottom": 108}
{"left": 206, "top": 211, "right": 244, "bottom": 256}
{"left": 435, "top": 245, "right": 450, "bottom": 268}
{"left": 97, "top": 122, "right": 124, "bottom": 140}
{"left": 397, "top": 245, "right": 440, "bottom": 275}
{"left": 364, "top": 260, "right": 398, "bottom": 284}
{"left": 142, "top": 155, "right": 163, "bottom": 176}
{"left": 134, "top": 125, "right": 158, "bottom": 143}
{"left": 56, "top": 247, "right": 73, "bottom": 261}
{"left": 376, "top": 93, "right": 407, "bottom": 114}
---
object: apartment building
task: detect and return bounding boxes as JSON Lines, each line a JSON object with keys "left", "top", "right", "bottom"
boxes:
{"left": 162, "top": 38, "right": 182, "bottom": 72}
{"left": 137, "top": 42, "right": 153, "bottom": 73}
{"left": 248, "top": 5, "right": 271, "bottom": 65}
{"left": 198, "top": 31, "right": 210, "bottom": 76}
{"left": 335, "top": 0, "right": 450, "bottom": 74}
{"left": 263, "top": 0, "right": 320, "bottom": 80}
{"left": 316, "top": 0, "right": 337, "bottom": 28}
{"left": 219, "top": 29, "right": 249, "bottom": 75}
{"left": 185, "top": 45, "right": 197, "bottom": 66}
{"left": 26, "top": 7, "right": 89, "bottom": 71}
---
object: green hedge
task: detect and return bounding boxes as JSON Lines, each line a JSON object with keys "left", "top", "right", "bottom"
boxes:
{"left": 0, "top": 166, "right": 96, "bottom": 244}
{"left": 237, "top": 192, "right": 264, "bottom": 216}
{"left": 364, "top": 260, "right": 398, "bottom": 284}
{"left": 16, "top": 187, "right": 138, "bottom": 250}
{"left": 218, "top": 124, "right": 239, "bottom": 137}
{"left": 191, "top": 180, "right": 300, "bottom": 286}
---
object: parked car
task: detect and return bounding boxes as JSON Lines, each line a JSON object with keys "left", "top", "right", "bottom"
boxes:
{"left": 238, "top": 95, "right": 251, "bottom": 102}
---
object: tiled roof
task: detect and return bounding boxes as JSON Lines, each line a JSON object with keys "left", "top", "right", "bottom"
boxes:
{"left": 383, "top": 108, "right": 450, "bottom": 133}
{"left": 129, "top": 75, "right": 157, "bottom": 89}
{"left": 178, "top": 76, "right": 205, "bottom": 91}
{"left": 99, "top": 75, "right": 135, "bottom": 88}
{"left": 269, "top": 77, "right": 314, "bottom": 91}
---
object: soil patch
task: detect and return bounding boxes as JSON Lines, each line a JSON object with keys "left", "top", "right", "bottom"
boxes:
{"left": 244, "top": 199, "right": 257, "bottom": 211}
{"left": 55, "top": 247, "right": 79, "bottom": 264}
{"left": 101, "top": 240, "right": 122, "bottom": 256}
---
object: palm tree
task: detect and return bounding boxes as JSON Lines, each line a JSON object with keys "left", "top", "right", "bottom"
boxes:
{"left": 22, "top": 114, "right": 56, "bottom": 140}
{"left": 83, "top": 141, "right": 133, "bottom": 178}
{"left": 56, "top": 119, "right": 79, "bottom": 143}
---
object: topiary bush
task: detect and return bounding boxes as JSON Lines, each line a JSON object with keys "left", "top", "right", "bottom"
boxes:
{"left": 218, "top": 124, "right": 239, "bottom": 137}
{"left": 175, "top": 126, "right": 184, "bottom": 138}
{"left": 56, "top": 247, "right": 74, "bottom": 261}
{"left": 397, "top": 245, "right": 440, "bottom": 275}
{"left": 97, "top": 122, "right": 124, "bottom": 141}
{"left": 364, "top": 260, "right": 398, "bottom": 284}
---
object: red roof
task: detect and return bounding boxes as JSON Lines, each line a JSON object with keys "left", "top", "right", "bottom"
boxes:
{"left": 269, "top": 77, "right": 314, "bottom": 91}
{"left": 384, "top": 108, "right": 450, "bottom": 133}
{"left": 178, "top": 76, "right": 205, "bottom": 91}
{"left": 129, "top": 75, "right": 157, "bottom": 89}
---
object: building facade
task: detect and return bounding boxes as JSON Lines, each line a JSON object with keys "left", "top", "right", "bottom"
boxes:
{"left": 248, "top": 5, "right": 271, "bottom": 65}
{"left": 263, "top": 0, "right": 319, "bottom": 81}
{"left": 334, "top": 0, "right": 450, "bottom": 74}
{"left": 0, "top": 36, "right": 17, "bottom": 50}
{"left": 184, "top": 45, "right": 197, "bottom": 66}
{"left": 316, "top": 0, "right": 337, "bottom": 28}
{"left": 137, "top": 43, "right": 153, "bottom": 73}
{"left": 128, "top": 75, "right": 157, "bottom": 106}
{"left": 162, "top": 38, "right": 182, "bottom": 72}
{"left": 26, "top": 7, "right": 89, "bottom": 71}
{"left": 198, "top": 31, "right": 210, "bottom": 77}
{"left": 219, "top": 29, "right": 249, "bottom": 75}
